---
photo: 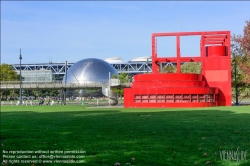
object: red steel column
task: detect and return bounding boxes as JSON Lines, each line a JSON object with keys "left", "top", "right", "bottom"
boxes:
{"left": 152, "top": 35, "right": 158, "bottom": 73}
{"left": 176, "top": 34, "right": 181, "bottom": 73}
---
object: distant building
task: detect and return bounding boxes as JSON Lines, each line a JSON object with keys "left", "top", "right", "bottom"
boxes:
{"left": 16, "top": 69, "right": 53, "bottom": 83}
{"left": 128, "top": 56, "right": 152, "bottom": 63}
{"left": 103, "top": 57, "right": 124, "bottom": 63}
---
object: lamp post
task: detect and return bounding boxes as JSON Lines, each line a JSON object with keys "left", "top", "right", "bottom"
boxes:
{"left": 63, "top": 61, "right": 67, "bottom": 105}
{"left": 19, "top": 48, "right": 22, "bottom": 105}
{"left": 234, "top": 57, "right": 239, "bottom": 105}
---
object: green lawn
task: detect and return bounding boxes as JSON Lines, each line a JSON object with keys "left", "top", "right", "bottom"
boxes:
{"left": 1, "top": 105, "right": 250, "bottom": 166}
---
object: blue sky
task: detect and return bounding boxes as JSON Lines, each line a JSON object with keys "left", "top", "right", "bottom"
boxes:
{"left": 1, "top": 1, "right": 250, "bottom": 64}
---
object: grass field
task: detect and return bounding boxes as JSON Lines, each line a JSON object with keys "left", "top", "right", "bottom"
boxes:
{"left": 1, "top": 105, "right": 250, "bottom": 166}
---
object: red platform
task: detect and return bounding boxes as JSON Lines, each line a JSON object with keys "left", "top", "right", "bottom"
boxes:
{"left": 124, "top": 31, "right": 231, "bottom": 108}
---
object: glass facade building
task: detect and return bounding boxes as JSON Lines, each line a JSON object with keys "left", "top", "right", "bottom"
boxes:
{"left": 16, "top": 69, "right": 53, "bottom": 82}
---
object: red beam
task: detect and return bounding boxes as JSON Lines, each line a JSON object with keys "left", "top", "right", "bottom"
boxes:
{"left": 205, "top": 38, "right": 225, "bottom": 41}
{"left": 155, "top": 57, "right": 201, "bottom": 63}
{"left": 152, "top": 31, "right": 230, "bottom": 37}
{"left": 204, "top": 35, "right": 227, "bottom": 38}
{"left": 204, "top": 41, "right": 224, "bottom": 45}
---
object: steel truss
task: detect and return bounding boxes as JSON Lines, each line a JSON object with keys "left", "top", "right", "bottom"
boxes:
{"left": 12, "top": 61, "right": 154, "bottom": 78}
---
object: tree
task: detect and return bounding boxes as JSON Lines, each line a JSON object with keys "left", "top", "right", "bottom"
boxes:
{"left": 0, "top": 63, "right": 20, "bottom": 99}
{"left": 231, "top": 20, "right": 250, "bottom": 101}
{"left": 232, "top": 20, "right": 250, "bottom": 83}
{"left": 160, "top": 62, "right": 201, "bottom": 74}
{"left": 32, "top": 89, "right": 60, "bottom": 98}
{"left": 111, "top": 72, "right": 131, "bottom": 97}
{"left": 0, "top": 63, "right": 20, "bottom": 81}
{"left": 161, "top": 64, "right": 176, "bottom": 73}
{"left": 181, "top": 62, "right": 201, "bottom": 74}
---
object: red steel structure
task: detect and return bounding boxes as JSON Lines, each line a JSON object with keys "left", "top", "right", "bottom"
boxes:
{"left": 124, "top": 31, "right": 231, "bottom": 108}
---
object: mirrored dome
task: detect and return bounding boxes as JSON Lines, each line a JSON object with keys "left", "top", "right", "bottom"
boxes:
{"left": 62, "top": 58, "right": 119, "bottom": 105}
{"left": 63, "top": 58, "right": 118, "bottom": 84}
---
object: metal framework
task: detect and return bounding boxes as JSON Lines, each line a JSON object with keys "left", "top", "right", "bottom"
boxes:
{"left": 12, "top": 61, "right": 153, "bottom": 80}
{"left": 12, "top": 63, "right": 73, "bottom": 80}
{"left": 110, "top": 62, "right": 152, "bottom": 74}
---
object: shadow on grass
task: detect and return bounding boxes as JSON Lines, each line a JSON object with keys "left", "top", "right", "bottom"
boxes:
{"left": 1, "top": 107, "right": 250, "bottom": 166}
